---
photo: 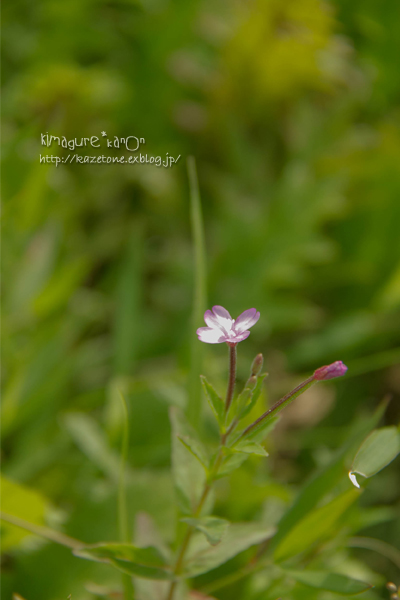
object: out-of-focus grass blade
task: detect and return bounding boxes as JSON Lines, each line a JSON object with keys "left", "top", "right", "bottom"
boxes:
{"left": 63, "top": 412, "right": 121, "bottom": 482}
{"left": 117, "top": 391, "right": 135, "bottom": 600}
{"left": 345, "top": 347, "right": 400, "bottom": 378}
{"left": 187, "top": 156, "right": 207, "bottom": 428}
{"left": 117, "top": 391, "right": 130, "bottom": 543}
{"left": 274, "top": 488, "right": 359, "bottom": 563}
{"left": 114, "top": 221, "right": 143, "bottom": 376}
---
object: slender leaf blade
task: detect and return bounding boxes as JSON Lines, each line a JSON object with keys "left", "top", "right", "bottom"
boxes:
{"left": 181, "top": 516, "right": 230, "bottom": 546}
{"left": 178, "top": 435, "right": 209, "bottom": 470}
{"left": 233, "top": 440, "right": 269, "bottom": 457}
{"left": 74, "top": 542, "right": 174, "bottom": 581}
{"left": 274, "top": 489, "right": 359, "bottom": 562}
{"left": 201, "top": 376, "right": 225, "bottom": 427}
{"left": 240, "top": 373, "right": 268, "bottom": 419}
{"left": 184, "top": 523, "right": 275, "bottom": 577}
{"left": 170, "top": 407, "right": 207, "bottom": 513}
{"left": 286, "top": 570, "right": 373, "bottom": 595}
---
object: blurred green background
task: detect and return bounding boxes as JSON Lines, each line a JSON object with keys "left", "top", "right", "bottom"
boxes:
{"left": 2, "top": 0, "right": 400, "bottom": 598}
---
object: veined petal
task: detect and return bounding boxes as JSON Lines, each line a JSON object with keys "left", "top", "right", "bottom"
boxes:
{"left": 212, "top": 305, "right": 234, "bottom": 332}
{"left": 204, "top": 309, "right": 222, "bottom": 329}
{"left": 196, "top": 327, "right": 226, "bottom": 344}
{"left": 232, "top": 330, "right": 251, "bottom": 342}
{"left": 233, "top": 309, "right": 260, "bottom": 334}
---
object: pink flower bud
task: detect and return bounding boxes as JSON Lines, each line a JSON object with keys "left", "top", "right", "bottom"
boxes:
{"left": 313, "top": 361, "right": 348, "bottom": 381}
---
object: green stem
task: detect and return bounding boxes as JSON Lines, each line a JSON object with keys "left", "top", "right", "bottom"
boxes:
{"left": 166, "top": 344, "right": 236, "bottom": 600}
{"left": 166, "top": 484, "right": 211, "bottom": 600}
{"left": 0, "top": 511, "right": 84, "bottom": 549}
{"left": 118, "top": 391, "right": 134, "bottom": 600}
{"left": 348, "top": 536, "right": 400, "bottom": 569}
{"left": 166, "top": 434, "right": 227, "bottom": 600}
{"left": 187, "top": 155, "right": 207, "bottom": 428}
{"left": 118, "top": 391, "right": 130, "bottom": 543}
{"left": 240, "top": 377, "right": 314, "bottom": 440}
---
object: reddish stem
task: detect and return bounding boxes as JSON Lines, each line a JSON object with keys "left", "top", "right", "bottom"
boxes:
{"left": 225, "top": 344, "right": 237, "bottom": 413}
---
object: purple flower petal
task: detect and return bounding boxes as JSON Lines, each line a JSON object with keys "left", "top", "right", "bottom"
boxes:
{"left": 197, "top": 305, "right": 260, "bottom": 345}
{"left": 233, "top": 309, "right": 260, "bottom": 334}
{"left": 313, "top": 361, "right": 348, "bottom": 381}
{"left": 196, "top": 327, "right": 226, "bottom": 344}
{"left": 212, "top": 305, "right": 234, "bottom": 332}
{"left": 204, "top": 309, "right": 221, "bottom": 329}
{"left": 231, "top": 330, "right": 251, "bottom": 342}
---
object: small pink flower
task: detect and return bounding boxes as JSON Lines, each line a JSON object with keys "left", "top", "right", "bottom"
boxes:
{"left": 197, "top": 306, "right": 260, "bottom": 345}
{"left": 313, "top": 361, "right": 348, "bottom": 381}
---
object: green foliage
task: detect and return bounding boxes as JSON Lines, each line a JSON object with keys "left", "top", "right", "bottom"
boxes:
{"left": 184, "top": 523, "right": 276, "bottom": 578}
{"left": 63, "top": 412, "right": 121, "bottom": 482}
{"left": 2, "top": 0, "right": 400, "bottom": 597}
{"left": 74, "top": 542, "right": 174, "bottom": 580}
{"left": 180, "top": 516, "right": 230, "bottom": 546}
{"left": 170, "top": 407, "right": 207, "bottom": 514}
{"left": 285, "top": 570, "right": 373, "bottom": 595}
{"left": 349, "top": 426, "right": 400, "bottom": 488}
{"left": 0, "top": 476, "right": 49, "bottom": 552}
{"left": 178, "top": 435, "right": 209, "bottom": 471}
{"left": 274, "top": 488, "right": 360, "bottom": 563}
{"left": 239, "top": 373, "right": 268, "bottom": 419}
{"left": 233, "top": 440, "right": 269, "bottom": 457}
{"left": 200, "top": 376, "right": 225, "bottom": 429}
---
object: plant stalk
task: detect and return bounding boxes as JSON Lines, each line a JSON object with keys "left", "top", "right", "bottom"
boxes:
{"left": 225, "top": 344, "right": 237, "bottom": 412}
{"left": 166, "top": 348, "right": 235, "bottom": 600}
{"left": 0, "top": 511, "right": 84, "bottom": 549}
{"left": 240, "top": 376, "right": 314, "bottom": 440}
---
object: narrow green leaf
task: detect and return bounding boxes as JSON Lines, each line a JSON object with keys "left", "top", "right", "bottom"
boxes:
{"left": 227, "top": 386, "right": 252, "bottom": 424}
{"left": 286, "top": 570, "right": 373, "bottom": 595}
{"left": 74, "top": 543, "right": 174, "bottom": 581}
{"left": 109, "top": 558, "right": 173, "bottom": 580}
{"left": 201, "top": 376, "right": 225, "bottom": 427}
{"left": 178, "top": 435, "right": 209, "bottom": 470}
{"left": 181, "top": 516, "right": 230, "bottom": 546}
{"left": 274, "top": 488, "right": 359, "bottom": 562}
{"left": 240, "top": 373, "right": 268, "bottom": 419}
{"left": 238, "top": 414, "right": 280, "bottom": 444}
{"left": 187, "top": 156, "right": 207, "bottom": 428}
{"left": 184, "top": 523, "right": 275, "bottom": 577}
{"left": 75, "top": 542, "right": 166, "bottom": 565}
{"left": 349, "top": 426, "right": 400, "bottom": 488}
{"left": 233, "top": 440, "right": 269, "bottom": 457}
{"left": 216, "top": 452, "right": 249, "bottom": 478}
{"left": 170, "top": 407, "right": 207, "bottom": 513}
